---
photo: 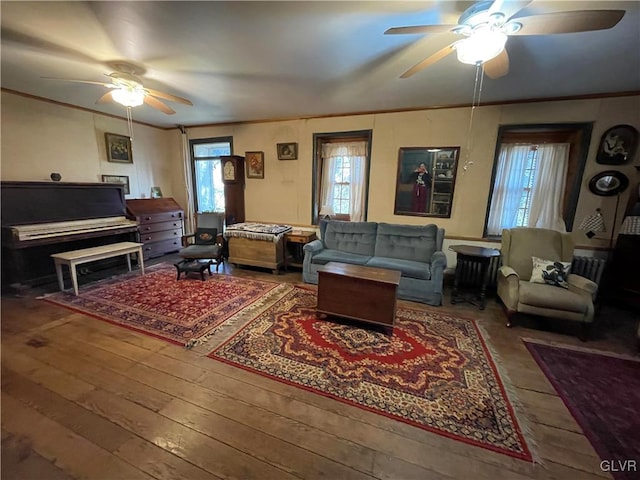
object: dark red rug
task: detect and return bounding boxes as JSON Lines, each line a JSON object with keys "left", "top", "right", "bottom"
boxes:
{"left": 44, "top": 264, "right": 283, "bottom": 346}
{"left": 209, "top": 286, "right": 533, "bottom": 461}
{"left": 524, "top": 339, "right": 640, "bottom": 480}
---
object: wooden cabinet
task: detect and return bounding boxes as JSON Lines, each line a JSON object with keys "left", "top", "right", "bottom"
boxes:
{"left": 126, "top": 198, "right": 184, "bottom": 259}
{"left": 285, "top": 231, "right": 317, "bottom": 268}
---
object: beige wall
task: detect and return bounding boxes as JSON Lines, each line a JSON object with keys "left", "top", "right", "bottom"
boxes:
{"left": 184, "top": 95, "right": 640, "bottom": 249}
{"left": 1, "top": 92, "right": 175, "bottom": 200}
{"left": 3, "top": 90, "right": 639, "bottom": 250}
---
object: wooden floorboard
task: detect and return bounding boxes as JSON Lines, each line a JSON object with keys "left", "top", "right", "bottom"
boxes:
{"left": 3, "top": 261, "right": 636, "bottom": 479}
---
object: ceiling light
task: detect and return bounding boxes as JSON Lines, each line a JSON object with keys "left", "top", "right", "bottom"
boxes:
{"left": 455, "top": 27, "right": 507, "bottom": 65}
{"left": 111, "top": 86, "right": 144, "bottom": 107}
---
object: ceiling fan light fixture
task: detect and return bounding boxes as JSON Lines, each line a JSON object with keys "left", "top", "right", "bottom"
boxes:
{"left": 111, "top": 86, "right": 145, "bottom": 108}
{"left": 455, "top": 28, "right": 507, "bottom": 65}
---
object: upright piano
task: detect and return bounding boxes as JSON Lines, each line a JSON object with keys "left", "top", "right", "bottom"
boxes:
{"left": 1, "top": 181, "right": 139, "bottom": 290}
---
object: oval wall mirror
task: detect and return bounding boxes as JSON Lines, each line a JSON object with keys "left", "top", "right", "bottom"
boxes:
{"left": 588, "top": 170, "right": 629, "bottom": 196}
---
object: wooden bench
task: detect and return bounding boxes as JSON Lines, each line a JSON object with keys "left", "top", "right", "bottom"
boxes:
{"left": 51, "top": 242, "right": 145, "bottom": 295}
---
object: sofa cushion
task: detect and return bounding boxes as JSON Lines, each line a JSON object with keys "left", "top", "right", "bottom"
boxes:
{"left": 323, "top": 221, "right": 378, "bottom": 256}
{"left": 519, "top": 281, "right": 587, "bottom": 313}
{"left": 366, "top": 257, "right": 431, "bottom": 280}
{"left": 310, "top": 249, "right": 371, "bottom": 266}
{"left": 374, "top": 223, "right": 438, "bottom": 263}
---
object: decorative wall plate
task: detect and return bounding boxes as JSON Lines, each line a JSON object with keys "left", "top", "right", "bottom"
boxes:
{"left": 596, "top": 124, "right": 638, "bottom": 165}
{"left": 588, "top": 170, "right": 629, "bottom": 196}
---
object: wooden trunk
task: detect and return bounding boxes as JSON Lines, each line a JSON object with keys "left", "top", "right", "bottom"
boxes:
{"left": 227, "top": 236, "right": 284, "bottom": 274}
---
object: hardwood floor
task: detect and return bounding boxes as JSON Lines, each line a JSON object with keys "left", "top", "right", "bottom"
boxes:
{"left": 2, "top": 260, "right": 637, "bottom": 480}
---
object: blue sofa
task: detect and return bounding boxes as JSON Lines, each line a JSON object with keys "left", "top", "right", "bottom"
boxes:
{"left": 303, "top": 220, "right": 446, "bottom": 306}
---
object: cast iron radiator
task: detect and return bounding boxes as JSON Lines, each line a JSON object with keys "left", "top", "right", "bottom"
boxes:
{"left": 571, "top": 256, "right": 606, "bottom": 285}
{"left": 455, "top": 255, "right": 605, "bottom": 290}
{"left": 455, "top": 255, "right": 502, "bottom": 290}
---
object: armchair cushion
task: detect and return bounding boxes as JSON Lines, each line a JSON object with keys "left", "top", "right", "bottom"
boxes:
{"left": 519, "top": 281, "right": 588, "bottom": 313}
{"left": 530, "top": 257, "right": 571, "bottom": 289}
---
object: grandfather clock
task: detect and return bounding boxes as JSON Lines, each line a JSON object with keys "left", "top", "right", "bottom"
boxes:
{"left": 220, "top": 155, "right": 245, "bottom": 225}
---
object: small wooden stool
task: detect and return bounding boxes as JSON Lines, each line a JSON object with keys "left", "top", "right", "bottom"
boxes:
{"left": 174, "top": 260, "right": 213, "bottom": 281}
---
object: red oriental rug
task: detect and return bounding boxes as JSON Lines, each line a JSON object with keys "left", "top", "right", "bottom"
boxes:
{"left": 44, "top": 264, "right": 283, "bottom": 347}
{"left": 524, "top": 339, "right": 640, "bottom": 480}
{"left": 208, "top": 286, "right": 534, "bottom": 461}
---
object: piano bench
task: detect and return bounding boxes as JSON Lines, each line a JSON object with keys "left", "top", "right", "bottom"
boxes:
{"left": 50, "top": 242, "right": 145, "bottom": 296}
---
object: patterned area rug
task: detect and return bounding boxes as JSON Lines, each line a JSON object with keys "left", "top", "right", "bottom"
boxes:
{"left": 209, "top": 286, "right": 533, "bottom": 461}
{"left": 524, "top": 339, "right": 640, "bottom": 480}
{"left": 44, "top": 264, "right": 283, "bottom": 346}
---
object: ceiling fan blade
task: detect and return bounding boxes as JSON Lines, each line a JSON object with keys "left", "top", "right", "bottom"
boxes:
{"left": 144, "top": 88, "right": 193, "bottom": 106}
{"left": 510, "top": 10, "right": 625, "bottom": 36}
{"left": 42, "top": 77, "right": 113, "bottom": 88}
{"left": 489, "top": 0, "right": 533, "bottom": 20}
{"left": 483, "top": 49, "right": 510, "bottom": 79}
{"left": 385, "top": 25, "right": 456, "bottom": 35}
{"left": 96, "top": 91, "right": 114, "bottom": 104}
{"left": 400, "top": 43, "right": 456, "bottom": 78}
{"left": 143, "top": 95, "right": 176, "bottom": 115}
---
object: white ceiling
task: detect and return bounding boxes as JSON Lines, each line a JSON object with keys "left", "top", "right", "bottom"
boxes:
{"left": 2, "top": 1, "right": 639, "bottom": 128}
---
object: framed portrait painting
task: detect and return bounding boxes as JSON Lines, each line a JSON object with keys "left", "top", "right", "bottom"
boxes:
{"left": 105, "top": 133, "right": 133, "bottom": 163}
{"left": 245, "top": 151, "right": 265, "bottom": 179}
{"left": 596, "top": 125, "right": 638, "bottom": 165}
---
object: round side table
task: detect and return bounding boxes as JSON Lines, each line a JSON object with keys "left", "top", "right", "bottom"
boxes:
{"left": 449, "top": 245, "right": 501, "bottom": 310}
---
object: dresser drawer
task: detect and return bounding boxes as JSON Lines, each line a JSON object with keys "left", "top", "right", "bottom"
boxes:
{"left": 142, "top": 238, "right": 182, "bottom": 259}
{"left": 139, "top": 228, "right": 182, "bottom": 243}
{"left": 138, "top": 211, "right": 183, "bottom": 225}
{"left": 139, "top": 220, "right": 183, "bottom": 234}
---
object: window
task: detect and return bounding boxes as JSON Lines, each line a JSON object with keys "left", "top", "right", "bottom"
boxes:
{"left": 190, "top": 137, "right": 232, "bottom": 213}
{"left": 485, "top": 124, "right": 592, "bottom": 237}
{"left": 313, "top": 131, "right": 372, "bottom": 223}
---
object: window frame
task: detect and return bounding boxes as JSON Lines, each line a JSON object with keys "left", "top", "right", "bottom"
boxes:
{"left": 189, "top": 136, "right": 234, "bottom": 214}
{"left": 311, "top": 130, "right": 373, "bottom": 225}
{"left": 484, "top": 123, "right": 593, "bottom": 237}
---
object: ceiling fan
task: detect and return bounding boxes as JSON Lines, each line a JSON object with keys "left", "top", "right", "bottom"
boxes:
{"left": 385, "top": 0, "right": 625, "bottom": 79}
{"left": 44, "top": 62, "right": 193, "bottom": 115}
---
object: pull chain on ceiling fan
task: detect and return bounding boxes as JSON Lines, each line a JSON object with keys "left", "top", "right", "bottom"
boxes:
{"left": 385, "top": 0, "right": 626, "bottom": 79}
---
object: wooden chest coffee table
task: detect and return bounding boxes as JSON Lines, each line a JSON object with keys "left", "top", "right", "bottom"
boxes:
{"left": 317, "top": 262, "right": 401, "bottom": 327}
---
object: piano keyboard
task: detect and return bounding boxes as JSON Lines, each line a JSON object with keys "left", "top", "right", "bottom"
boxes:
{"left": 9, "top": 216, "right": 139, "bottom": 242}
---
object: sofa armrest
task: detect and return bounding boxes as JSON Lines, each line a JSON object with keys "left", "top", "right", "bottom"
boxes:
{"left": 303, "top": 239, "right": 324, "bottom": 254}
{"left": 430, "top": 251, "right": 447, "bottom": 270}
{"left": 568, "top": 273, "right": 598, "bottom": 299}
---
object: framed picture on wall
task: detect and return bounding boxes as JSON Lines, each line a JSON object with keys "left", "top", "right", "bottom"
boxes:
{"left": 596, "top": 125, "right": 638, "bottom": 165}
{"left": 277, "top": 142, "right": 298, "bottom": 160}
{"left": 245, "top": 151, "right": 265, "bottom": 178}
{"left": 105, "top": 132, "right": 133, "bottom": 163}
{"left": 101, "top": 175, "right": 130, "bottom": 194}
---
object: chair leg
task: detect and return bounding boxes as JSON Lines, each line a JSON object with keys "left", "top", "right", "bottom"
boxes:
{"left": 506, "top": 310, "right": 516, "bottom": 328}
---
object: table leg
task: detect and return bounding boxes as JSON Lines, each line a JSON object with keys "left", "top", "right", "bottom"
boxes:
{"left": 54, "top": 261, "right": 65, "bottom": 292}
{"left": 126, "top": 253, "right": 132, "bottom": 272}
{"left": 479, "top": 259, "right": 490, "bottom": 310}
{"left": 70, "top": 262, "right": 79, "bottom": 296}
{"left": 137, "top": 247, "right": 145, "bottom": 275}
{"left": 451, "top": 257, "right": 461, "bottom": 303}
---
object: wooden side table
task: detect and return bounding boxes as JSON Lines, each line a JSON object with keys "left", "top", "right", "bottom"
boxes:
{"left": 450, "top": 245, "right": 501, "bottom": 310}
{"left": 284, "top": 231, "right": 317, "bottom": 269}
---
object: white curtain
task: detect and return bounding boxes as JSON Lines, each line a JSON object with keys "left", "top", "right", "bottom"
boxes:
{"left": 181, "top": 131, "right": 195, "bottom": 235}
{"left": 320, "top": 142, "right": 367, "bottom": 221}
{"left": 528, "top": 143, "right": 570, "bottom": 232}
{"left": 486, "top": 144, "right": 531, "bottom": 236}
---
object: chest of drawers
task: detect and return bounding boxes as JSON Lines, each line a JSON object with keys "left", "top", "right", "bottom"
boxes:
{"left": 126, "top": 198, "right": 184, "bottom": 259}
